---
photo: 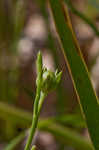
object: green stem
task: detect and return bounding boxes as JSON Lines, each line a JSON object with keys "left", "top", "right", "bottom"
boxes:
{"left": 24, "top": 91, "right": 47, "bottom": 150}
{"left": 24, "top": 52, "right": 43, "bottom": 150}
{"left": 24, "top": 114, "right": 38, "bottom": 150}
{"left": 24, "top": 91, "right": 46, "bottom": 150}
{"left": 24, "top": 90, "right": 41, "bottom": 150}
{"left": 38, "top": 91, "right": 46, "bottom": 115}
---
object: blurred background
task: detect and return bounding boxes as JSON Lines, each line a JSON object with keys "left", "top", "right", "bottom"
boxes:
{"left": 0, "top": 0, "right": 99, "bottom": 149}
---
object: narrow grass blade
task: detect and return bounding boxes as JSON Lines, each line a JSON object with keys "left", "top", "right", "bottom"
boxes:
{"left": 48, "top": 0, "right": 99, "bottom": 149}
{"left": 38, "top": 123, "right": 93, "bottom": 150}
{"left": 0, "top": 101, "right": 84, "bottom": 129}
{"left": 4, "top": 132, "right": 25, "bottom": 150}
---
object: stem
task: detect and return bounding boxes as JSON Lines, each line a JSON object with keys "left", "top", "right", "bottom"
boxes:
{"left": 38, "top": 91, "right": 46, "bottom": 115}
{"left": 24, "top": 115, "right": 38, "bottom": 150}
{"left": 24, "top": 52, "right": 43, "bottom": 150}
{"left": 24, "top": 91, "right": 46, "bottom": 150}
{"left": 24, "top": 90, "right": 41, "bottom": 150}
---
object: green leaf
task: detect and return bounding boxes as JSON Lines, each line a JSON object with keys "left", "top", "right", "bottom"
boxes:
{"left": 64, "top": 0, "right": 99, "bottom": 37}
{"left": 0, "top": 99, "right": 91, "bottom": 149}
{"left": 38, "top": 123, "right": 93, "bottom": 150}
{"left": 88, "top": 0, "right": 99, "bottom": 10}
{"left": 4, "top": 132, "right": 25, "bottom": 150}
{"left": 48, "top": 0, "right": 99, "bottom": 150}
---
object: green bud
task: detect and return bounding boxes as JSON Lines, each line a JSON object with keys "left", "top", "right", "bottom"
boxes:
{"left": 31, "top": 145, "right": 36, "bottom": 150}
{"left": 41, "top": 68, "right": 62, "bottom": 93}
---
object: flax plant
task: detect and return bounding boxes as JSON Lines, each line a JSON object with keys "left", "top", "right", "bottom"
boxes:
{"left": 24, "top": 52, "right": 62, "bottom": 150}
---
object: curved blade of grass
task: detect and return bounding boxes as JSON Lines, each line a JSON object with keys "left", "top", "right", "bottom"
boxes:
{"left": 38, "top": 123, "right": 93, "bottom": 150}
{"left": 48, "top": 0, "right": 99, "bottom": 150}
{"left": 4, "top": 120, "right": 92, "bottom": 150}
{"left": 54, "top": 114, "right": 86, "bottom": 128}
{"left": 4, "top": 132, "right": 25, "bottom": 150}
{"left": 0, "top": 101, "right": 91, "bottom": 149}
{"left": 0, "top": 101, "right": 85, "bottom": 128}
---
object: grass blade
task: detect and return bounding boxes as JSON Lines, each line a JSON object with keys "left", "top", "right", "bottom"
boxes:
{"left": 39, "top": 123, "right": 93, "bottom": 150}
{"left": 48, "top": 0, "right": 99, "bottom": 149}
{"left": 4, "top": 132, "right": 25, "bottom": 150}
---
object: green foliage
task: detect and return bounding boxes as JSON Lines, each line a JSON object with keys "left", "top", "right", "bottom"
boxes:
{"left": 48, "top": 0, "right": 99, "bottom": 150}
{"left": 1, "top": 0, "right": 99, "bottom": 150}
{"left": 4, "top": 132, "right": 25, "bottom": 150}
{"left": 64, "top": 0, "right": 99, "bottom": 37}
{"left": 0, "top": 0, "right": 25, "bottom": 48}
{"left": 88, "top": 0, "right": 99, "bottom": 10}
{"left": 39, "top": 123, "right": 93, "bottom": 150}
{"left": 24, "top": 52, "right": 62, "bottom": 150}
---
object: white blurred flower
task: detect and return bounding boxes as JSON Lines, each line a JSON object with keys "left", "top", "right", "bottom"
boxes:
{"left": 18, "top": 38, "right": 33, "bottom": 63}
{"left": 42, "top": 50, "right": 55, "bottom": 71}
{"left": 25, "top": 15, "right": 47, "bottom": 40}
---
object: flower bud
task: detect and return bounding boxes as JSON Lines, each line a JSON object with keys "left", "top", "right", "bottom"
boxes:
{"left": 31, "top": 145, "right": 36, "bottom": 150}
{"left": 41, "top": 68, "right": 62, "bottom": 93}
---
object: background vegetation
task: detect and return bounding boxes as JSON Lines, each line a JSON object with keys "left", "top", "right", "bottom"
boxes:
{"left": 0, "top": 0, "right": 99, "bottom": 150}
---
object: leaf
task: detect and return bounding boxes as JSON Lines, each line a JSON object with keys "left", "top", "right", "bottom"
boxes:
{"left": 4, "top": 132, "right": 25, "bottom": 150}
{"left": 48, "top": 0, "right": 99, "bottom": 150}
{"left": 0, "top": 100, "right": 92, "bottom": 149}
{"left": 64, "top": 0, "right": 99, "bottom": 37}
{"left": 88, "top": 0, "right": 99, "bottom": 10}
{"left": 38, "top": 123, "right": 93, "bottom": 150}
{"left": 54, "top": 114, "right": 86, "bottom": 128}
{"left": 4, "top": 118, "right": 91, "bottom": 150}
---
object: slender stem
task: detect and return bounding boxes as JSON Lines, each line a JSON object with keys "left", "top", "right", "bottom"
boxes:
{"left": 24, "top": 91, "right": 46, "bottom": 150}
{"left": 24, "top": 52, "right": 43, "bottom": 150}
{"left": 38, "top": 91, "right": 46, "bottom": 115}
{"left": 24, "top": 115, "right": 38, "bottom": 150}
{"left": 24, "top": 89, "right": 41, "bottom": 150}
